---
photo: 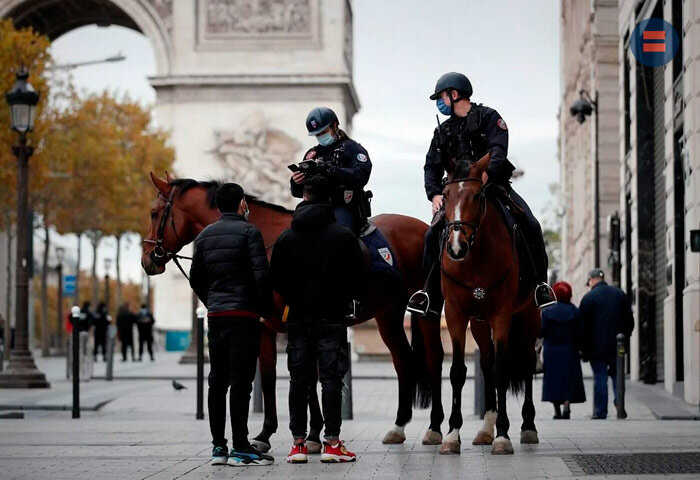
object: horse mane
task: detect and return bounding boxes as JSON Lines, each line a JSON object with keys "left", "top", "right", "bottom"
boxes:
{"left": 168, "top": 178, "right": 293, "bottom": 214}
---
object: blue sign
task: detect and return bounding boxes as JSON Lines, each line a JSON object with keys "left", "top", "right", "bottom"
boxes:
{"left": 630, "top": 18, "right": 680, "bottom": 67}
{"left": 63, "top": 275, "right": 76, "bottom": 296}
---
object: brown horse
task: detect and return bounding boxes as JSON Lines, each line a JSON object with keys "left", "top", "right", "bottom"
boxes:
{"left": 436, "top": 154, "right": 540, "bottom": 455}
{"left": 140, "top": 172, "right": 447, "bottom": 450}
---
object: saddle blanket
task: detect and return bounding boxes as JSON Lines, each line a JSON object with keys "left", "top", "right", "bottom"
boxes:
{"left": 361, "top": 227, "right": 402, "bottom": 283}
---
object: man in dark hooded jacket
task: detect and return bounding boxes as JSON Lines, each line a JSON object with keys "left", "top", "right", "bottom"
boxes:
{"left": 270, "top": 175, "right": 363, "bottom": 464}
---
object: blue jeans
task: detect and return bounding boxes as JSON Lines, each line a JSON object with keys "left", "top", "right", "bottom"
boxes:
{"left": 333, "top": 205, "right": 355, "bottom": 232}
{"left": 590, "top": 357, "right": 617, "bottom": 418}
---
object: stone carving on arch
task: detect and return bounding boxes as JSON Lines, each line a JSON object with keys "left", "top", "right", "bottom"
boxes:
{"left": 210, "top": 111, "right": 302, "bottom": 209}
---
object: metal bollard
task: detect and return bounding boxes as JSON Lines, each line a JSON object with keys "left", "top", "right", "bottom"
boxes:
{"left": 341, "top": 342, "right": 353, "bottom": 420}
{"left": 105, "top": 324, "right": 116, "bottom": 381}
{"left": 196, "top": 307, "right": 206, "bottom": 420}
{"left": 616, "top": 334, "right": 627, "bottom": 419}
{"left": 252, "top": 363, "right": 263, "bottom": 413}
{"left": 474, "top": 348, "right": 485, "bottom": 419}
{"left": 71, "top": 306, "right": 81, "bottom": 419}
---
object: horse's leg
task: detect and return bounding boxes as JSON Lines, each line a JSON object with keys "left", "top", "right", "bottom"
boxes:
{"left": 491, "top": 313, "right": 514, "bottom": 455}
{"left": 472, "top": 320, "right": 497, "bottom": 445}
{"left": 439, "top": 302, "right": 467, "bottom": 455}
{"left": 377, "top": 306, "right": 416, "bottom": 445}
{"left": 418, "top": 317, "right": 445, "bottom": 445}
{"left": 306, "top": 368, "right": 324, "bottom": 454}
{"left": 250, "top": 326, "right": 278, "bottom": 452}
{"left": 520, "top": 306, "right": 540, "bottom": 445}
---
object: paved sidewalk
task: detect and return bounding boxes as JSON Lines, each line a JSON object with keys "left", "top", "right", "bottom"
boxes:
{"left": 0, "top": 352, "right": 698, "bottom": 479}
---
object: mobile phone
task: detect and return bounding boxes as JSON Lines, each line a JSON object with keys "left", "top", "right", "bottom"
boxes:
{"left": 287, "top": 164, "right": 300, "bottom": 172}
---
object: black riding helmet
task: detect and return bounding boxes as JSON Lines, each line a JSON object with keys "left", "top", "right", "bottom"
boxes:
{"left": 429, "top": 72, "right": 473, "bottom": 100}
{"left": 306, "top": 107, "right": 338, "bottom": 136}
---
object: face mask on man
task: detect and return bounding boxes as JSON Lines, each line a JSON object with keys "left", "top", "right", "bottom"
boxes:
{"left": 436, "top": 97, "right": 452, "bottom": 116}
{"left": 242, "top": 200, "right": 250, "bottom": 220}
{"left": 316, "top": 131, "right": 336, "bottom": 146}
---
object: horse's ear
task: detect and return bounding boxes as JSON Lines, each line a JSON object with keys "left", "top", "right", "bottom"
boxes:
{"left": 473, "top": 152, "right": 491, "bottom": 176}
{"left": 150, "top": 172, "right": 170, "bottom": 194}
{"left": 165, "top": 171, "right": 176, "bottom": 183}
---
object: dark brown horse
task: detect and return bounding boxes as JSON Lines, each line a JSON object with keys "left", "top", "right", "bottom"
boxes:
{"left": 140, "top": 172, "right": 446, "bottom": 450}
{"left": 437, "top": 154, "right": 540, "bottom": 455}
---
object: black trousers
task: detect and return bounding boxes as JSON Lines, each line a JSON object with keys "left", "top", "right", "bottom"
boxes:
{"left": 207, "top": 316, "right": 261, "bottom": 450}
{"left": 137, "top": 324, "right": 154, "bottom": 360}
{"left": 119, "top": 331, "right": 134, "bottom": 361}
{"left": 287, "top": 320, "right": 349, "bottom": 440}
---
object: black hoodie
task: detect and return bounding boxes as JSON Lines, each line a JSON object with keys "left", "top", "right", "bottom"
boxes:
{"left": 270, "top": 201, "right": 364, "bottom": 322}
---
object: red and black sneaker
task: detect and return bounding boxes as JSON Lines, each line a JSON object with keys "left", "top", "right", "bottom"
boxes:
{"left": 286, "top": 442, "right": 308, "bottom": 464}
{"left": 320, "top": 440, "right": 356, "bottom": 463}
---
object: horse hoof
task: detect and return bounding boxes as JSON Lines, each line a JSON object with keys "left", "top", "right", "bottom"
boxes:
{"left": 306, "top": 440, "right": 322, "bottom": 454}
{"left": 250, "top": 439, "right": 271, "bottom": 453}
{"left": 422, "top": 429, "right": 442, "bottom": 445}
{"left": 491, "top": 436, "right": 514, "bottom": 455}
{"left": 471, "top": 431, "right": 494, "bottom": 445}
{"left": 382, "top": 430, "right": 406, "bottom": 444}
{"left": 520, "top": 430, "right": 539, "bottom": 444}
{"left": 439, "top": 440, "right": 461, "bottom": 455}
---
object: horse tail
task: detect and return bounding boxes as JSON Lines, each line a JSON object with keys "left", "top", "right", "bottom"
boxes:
{"left": 410, "top": 313, "right": 432, "bottom": 409}
{"left": 507, "top": 313, "right": 533, "bottom": 396}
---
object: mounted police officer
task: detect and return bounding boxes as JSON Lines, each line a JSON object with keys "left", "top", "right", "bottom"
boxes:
{"left": 290, "top": 107, "right": 372, "bottom": 234}
{"left": 407, "top": 72, "right": 555, "bottom": 320}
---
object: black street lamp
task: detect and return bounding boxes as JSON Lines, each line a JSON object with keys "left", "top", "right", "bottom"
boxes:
{"left": 56, "top": 246, "right": 65, "bottom": 354}
{"left": 104, "top": 257, "right": 112, "bottom": 317}
{"left": 570, "top": 89, "right": 601, "bottom": 268}
{"left": 0, "top": 67, "right": 49, "bottom": 388}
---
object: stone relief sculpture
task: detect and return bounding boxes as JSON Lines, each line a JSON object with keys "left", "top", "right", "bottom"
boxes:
{"left": 210, "top": 112, "right": 302, "bottom": 209}
{"left": 145, "top": 0, "right": 173, "bottom": 33}
{"left": 205, "top": 0, "right": 310, "bottom": 35}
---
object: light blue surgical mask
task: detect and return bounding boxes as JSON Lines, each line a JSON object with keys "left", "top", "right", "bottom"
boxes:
{"left": 436, "top": 98, "right": 452, "bottom": 116}
{"left": 316, "top": 132, "right": 336, "bottom": 146}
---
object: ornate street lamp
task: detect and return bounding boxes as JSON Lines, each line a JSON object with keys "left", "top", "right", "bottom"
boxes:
{"left": 570, "top": 89, "right": 601, "bottom": 269}
{"left": 0, "top": 67, "right": 49, "bottom": 388}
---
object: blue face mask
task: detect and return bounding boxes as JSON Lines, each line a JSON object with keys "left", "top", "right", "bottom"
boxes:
{"left": 436, "top": 98, "right": 452, "bottom": 116}
{"left": 316, "top": 132, "right": 336, "bottom": 146}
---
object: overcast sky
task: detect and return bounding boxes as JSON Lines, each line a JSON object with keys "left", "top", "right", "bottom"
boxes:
{"left": 50, "top": 0, "right": 561, "bottom": 283}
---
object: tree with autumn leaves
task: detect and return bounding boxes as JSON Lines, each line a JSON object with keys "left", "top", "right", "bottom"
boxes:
{"left": 0, "top": 20, "right": 174, "bottom": 354}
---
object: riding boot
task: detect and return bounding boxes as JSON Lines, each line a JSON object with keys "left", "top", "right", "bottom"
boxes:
{"left": 407, "top": 260, "right": 443, "bottom": 321}
{"left": 530, "top": 232, "right": 556, "bottom": 308}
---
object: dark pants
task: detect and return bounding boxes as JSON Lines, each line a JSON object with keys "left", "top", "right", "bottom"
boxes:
{"left": 333, "top": 205, "right": 355, "bottom": 232}
{"left": 119, "top": 331, "right": 134, "bottom": 361}
{"left": 93, "top": 328, "right": 107, "bottom": 360}
{"left": 137, "top": 324, "right": 154, "bottom": 360}
{"left": 591, "top": 356, "right": 618, "bottom": 418}
{"left": 208, "top": 316, "right": 261, "bottom": 450}
{"left": 287, "top": 321, "right": 349, "bottom": 440}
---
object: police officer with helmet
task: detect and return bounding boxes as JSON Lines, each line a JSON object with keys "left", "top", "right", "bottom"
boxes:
{"left": 291, "top": 107, "right": 372, "bottom": 234}
{"left": 407, "top": 72, "right": 556, "bottom": 320}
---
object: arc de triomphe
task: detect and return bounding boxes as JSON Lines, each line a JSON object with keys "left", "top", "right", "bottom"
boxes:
{"left": 0, "top": 0, "right": 359, "bottom": 330}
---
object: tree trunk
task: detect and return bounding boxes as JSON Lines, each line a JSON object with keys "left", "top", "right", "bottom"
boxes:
{"left": 115, "top": 234, "right": 122, "bottom": 317}
{"left": 74, "top": 232, "right": 82, "bottom": 307}
{"left": 40, "top": 222, "right": 50, "bottom": 356}
{"left": 4, "top": 210, "right": 12, "bottom": 360}
{"left": 90, "top": 232, "right": 101, "bottom": 306}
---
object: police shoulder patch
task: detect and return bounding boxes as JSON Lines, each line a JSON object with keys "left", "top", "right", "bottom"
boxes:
{"left": 497, "top": 118, "right": 507, "bottom": 130}
{"left": 357, "top": 153, "right": 368, "bottom": 162}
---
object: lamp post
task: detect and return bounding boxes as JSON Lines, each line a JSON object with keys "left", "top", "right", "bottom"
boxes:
{"left": 104, "top": 258, "right": 112, "bottom": 317}
{"left": 570, "top": 89, "right": 600, "bottom": 269}
{"left": 56, "top": 246, "right": 65, "bottom": 354}
{"left": 0, "top": 68, "right": 49, "bottom": 388}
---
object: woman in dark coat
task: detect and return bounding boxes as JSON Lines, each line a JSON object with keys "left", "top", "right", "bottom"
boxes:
{"left": 541, "top": 281, "right": 586, "bottom": 419}
{"left": 93, "top": 303, "right": 110, "bottom": 361}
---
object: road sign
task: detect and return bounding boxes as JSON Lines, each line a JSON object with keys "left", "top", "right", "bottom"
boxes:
{"left": 63, "top": 275, "right": 76, "bottom": 296}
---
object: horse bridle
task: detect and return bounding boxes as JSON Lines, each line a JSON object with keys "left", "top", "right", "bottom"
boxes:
{"left": 142, "top": 187, "right": 193, "bottom": 280}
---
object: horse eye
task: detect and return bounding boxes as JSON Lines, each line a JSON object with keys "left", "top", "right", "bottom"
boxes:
{"left": 150, "top": 211, "right": 158, "bottom": 219}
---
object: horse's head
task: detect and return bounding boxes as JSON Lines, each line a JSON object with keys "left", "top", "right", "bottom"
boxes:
{"left": 141, "top": 172, "right": 210, "bottom": 276}
{"left": 442, "top": 153, "right": 491, "bottom": 262}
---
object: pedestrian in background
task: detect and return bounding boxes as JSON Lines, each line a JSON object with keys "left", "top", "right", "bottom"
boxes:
{"left": 540, "top": 281, "right": 586, "bottom": 419}
{"left": 579, "top": 268, "right": 635, "bottom": 419}
{"left": 116, "top": 302, "right": 136, "bottom": 362}
{"left": 136, "top": 303, "right": 155, "bottom": 361}
{"left": 93, "top": 302, "right": 110, "bottom": 361}
{"left": 189, "top": 182, "right": 274, "bottom": 467}
{"left": 271, "top": 175, "right": 363, "bottom": 464}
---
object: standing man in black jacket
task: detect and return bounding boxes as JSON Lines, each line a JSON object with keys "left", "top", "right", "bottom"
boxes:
{"left": 271, "top": 175, "right": 363, "bottom": 464}
{"left": 579, "top": 268, "right": 635, "bottom": 419}
{"left": 189, "top": 183, "right": 274, "bottom": 467}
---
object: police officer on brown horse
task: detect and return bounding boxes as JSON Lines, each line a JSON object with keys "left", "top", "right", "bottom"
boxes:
{"left": 408, "top": 72, "right": 555, "bottom": 320}
{"left": 290, "top": 107, "right": 372, "bottom": 234}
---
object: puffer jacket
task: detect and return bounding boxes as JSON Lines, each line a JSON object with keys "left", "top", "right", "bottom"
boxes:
{"left": 189, "top": 212, "right": 272, "bottom": 317}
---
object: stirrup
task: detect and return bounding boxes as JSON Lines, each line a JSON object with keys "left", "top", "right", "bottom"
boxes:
{"left": 534, "top": 282, "right": 557, "bottom": 309}
{"left": 407, "top": 290, "right": 430, "bottom": 316}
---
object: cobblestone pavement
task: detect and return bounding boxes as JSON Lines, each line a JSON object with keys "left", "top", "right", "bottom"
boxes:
{"left": 0, "top": 352, "right": 699, "bottom": 479}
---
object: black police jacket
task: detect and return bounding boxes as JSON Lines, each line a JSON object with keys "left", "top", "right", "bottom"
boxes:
{"left": 290, "top": 130, "right": 371, "bottom": 205}
{"left": 189, "top": 212, "right": 272, "bottom": 318}
{"left": 269, "top": 201, "right": 364, "bottom": 321}
{"left": 423, "top": 104, "right": 515, "bottom": 200}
